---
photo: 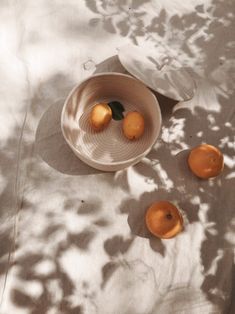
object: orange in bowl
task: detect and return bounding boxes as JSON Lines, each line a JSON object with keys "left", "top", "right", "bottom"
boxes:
{"left": 188, "top": 144, "right": 224, "bottom": 179}
{"left": 122, "top": 111, "right": 145, "bottom": 140}
{"left": 89, "top": 103, "right": 112, "bottom": 131}
{"left": 145, "top": 201, "right": 183, "bottom": 239}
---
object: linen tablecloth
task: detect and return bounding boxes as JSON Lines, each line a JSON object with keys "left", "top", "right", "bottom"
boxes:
{"left": 0, "top": 1, "right": 234, "bottom": 313}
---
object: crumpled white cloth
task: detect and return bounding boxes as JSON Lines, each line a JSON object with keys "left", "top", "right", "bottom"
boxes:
{"left": 0, "top": 0, "right": 234, "bottom": 313}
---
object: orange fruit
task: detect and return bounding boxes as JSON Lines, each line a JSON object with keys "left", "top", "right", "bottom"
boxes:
{"left": 145, "top": 201, "right": 183, "bottom": 239}
{"left": 89, "top": 103, "right": 112, "bottom": 131}
{"left": 188, "top": 144, "right": 224, "bottom": 179}
{"left": 122, "top": 111, "right": 145, "bottom": 140}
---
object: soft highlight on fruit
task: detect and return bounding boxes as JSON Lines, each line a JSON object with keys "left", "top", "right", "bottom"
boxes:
{"left": 122, "top": 111, "right": 145, "bottom": 140}
{"left": 188, "top": 144, "right": 224, "bottom": 179}
{"left": 89, "top": 103, "right": 112, "bottom": 131}
{"left": 145, "top": 201, "right": 183, "bottom": 239}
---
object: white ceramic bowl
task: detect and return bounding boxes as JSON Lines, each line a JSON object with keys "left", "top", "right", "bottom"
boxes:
{"left": 61, "top": 73, "right": 162, "bottom": 171}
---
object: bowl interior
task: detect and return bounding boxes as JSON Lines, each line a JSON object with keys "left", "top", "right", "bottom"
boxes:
{"left": 62, "top": 73, "right": 161, "bottom": 165}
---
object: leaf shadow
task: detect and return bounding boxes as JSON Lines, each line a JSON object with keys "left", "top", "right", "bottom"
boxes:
{"left": 103, "top": 235, "right": 134, "bottom": 256}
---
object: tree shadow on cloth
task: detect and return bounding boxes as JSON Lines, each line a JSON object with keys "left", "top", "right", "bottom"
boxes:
{"left": 119, "top": 88, "right": 235, "bottom": 312}
{"left": 10, "top": 248, "right": 84, "bottom": 314}
{"left": 85, "top": 0, "right": 234, "bottom": 90}
{"left": 7, "top": 196, "right": 109, "bottom": 314}
{"left": 3, "top": 1, "right": 234, "bottom": 312}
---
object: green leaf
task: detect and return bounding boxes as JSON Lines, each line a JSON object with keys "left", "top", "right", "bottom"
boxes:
{"left": 108, "top": 101, "right": 125, "bottom": 120}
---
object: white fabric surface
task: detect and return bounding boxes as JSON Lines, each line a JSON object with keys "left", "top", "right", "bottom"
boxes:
{"left": 0, "top": 0, "right": 234, "bottom": 313}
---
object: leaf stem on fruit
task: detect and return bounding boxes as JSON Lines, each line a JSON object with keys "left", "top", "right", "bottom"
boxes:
{"left": 108, "top": 101, "right": 125, "bottom": 121}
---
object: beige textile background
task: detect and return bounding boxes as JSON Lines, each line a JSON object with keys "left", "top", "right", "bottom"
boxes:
{"left": 0, "top": 0, "right": 234, "bottom": 313}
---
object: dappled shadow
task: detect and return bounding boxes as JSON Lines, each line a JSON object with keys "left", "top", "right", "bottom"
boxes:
{"left": 0, "top": 133, "right": 19, "bottom": 220}
{"left": 2, "top": 63, "right": 234, "bottom": 314}
{"left": 1, "top": 1, "right": 234, "bottom": 313}
{"left": 0, "top": 227, "right": 13, "bottom": 304}
{"left": 85, "top": 0, "right": 234, "bottom": 91}
{"left": 119, "top": 51, "right": 196, "bottom": 101}
{"left": 68, "top": 229, "right": 96, "bottom": 250}
{"left": 101, "top": 235, "right": 136, "bottom": 289}
{"left": 228, "top": 264, "right": 235, "bottom": 314}
{"left": 132, "top": 90, "right": 234, "bottom": 310}
{"left": 30, "top": 64, "right": 234, "bottom": 312}
{"left": 103, "top": 235, "right": 134, "bottom": 256}
{"left": 1, "top": 69, "right": 110, "bottom": 312}
{"left": 0, "top": 108, "right": 31, "bottom": 305}
{"left": 86, "top": 0, "right": 151, "bottom": 44}
{"left": 0, "top": 116, "right": 27, "bottom": 293}
{"left": 0, "top": 230, "right": 13, "bottom": 275}
{"left": 201, "top": 249, "right": 234, "bottom": 313}
{"left": 6, "top": 193, "right": 113, "bottom": 313}
{"left": 11, "top": 249, "right": 83, "bottom": 314}
{"left": 101, "top": 261, "right": 119, "bottom": 289}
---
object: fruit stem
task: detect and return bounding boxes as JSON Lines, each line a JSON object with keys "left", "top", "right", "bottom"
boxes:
{"left": 166, "top": 213, "right": 173, "bottom": 220}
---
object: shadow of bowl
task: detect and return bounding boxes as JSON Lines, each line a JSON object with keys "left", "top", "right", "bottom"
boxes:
{"left": 35, "top": 101, "right": 101, "bottom": 176}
